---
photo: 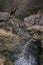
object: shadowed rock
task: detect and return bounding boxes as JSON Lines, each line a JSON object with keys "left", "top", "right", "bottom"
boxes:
{"left": 0, "top": 0, "right": 43, "bottom": 18}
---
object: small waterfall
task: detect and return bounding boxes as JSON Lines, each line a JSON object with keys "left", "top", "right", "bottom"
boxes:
{"left": 14, "top": 39, "right": 41, "bottom": 65}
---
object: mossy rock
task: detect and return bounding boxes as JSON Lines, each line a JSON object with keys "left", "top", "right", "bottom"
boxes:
{"left": 0, "top": 54, "right": 14, "bottom": 65}
{"left": 5, "top": 57, "right": 14, "bottom": 65}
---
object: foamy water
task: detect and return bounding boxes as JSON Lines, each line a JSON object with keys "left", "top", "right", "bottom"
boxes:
{"left": 14, "top": 55, "right": 36, "bottom": 65}
{"left": 14, "top": 39, "right": 39, "bottom": 65}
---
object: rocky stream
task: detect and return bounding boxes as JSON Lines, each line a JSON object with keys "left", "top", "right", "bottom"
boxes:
{"left": 0, "top": 0, "right": 43, "bottom": 65}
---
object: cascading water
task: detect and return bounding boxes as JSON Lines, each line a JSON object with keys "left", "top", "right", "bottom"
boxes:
{"left": 14, "top": 39, "right": 41, "bottom": 65}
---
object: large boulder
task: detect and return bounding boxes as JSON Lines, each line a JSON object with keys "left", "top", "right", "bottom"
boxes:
{"left": 24, "top": 12, "right": 43, "bottom": 28}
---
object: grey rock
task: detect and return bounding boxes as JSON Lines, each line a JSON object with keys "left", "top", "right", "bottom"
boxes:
{"left": 24, "top": 15, "right": 35, "bottom": 27}
{"left": 36, "top": 14, "right": 43, "bottom": 25}
{"left": 24, "top": 13, "right": 43, "bottom": 28}
{"left": 0, "top": 12, "right": 10, "bottom": 21}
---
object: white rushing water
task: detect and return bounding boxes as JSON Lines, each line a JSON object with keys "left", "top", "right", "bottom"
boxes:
{"left": 14, "top": 55, "right": 36, "bottom": 65}
{"left": 14, "top": 39, "right": 38, "bottom": 65}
